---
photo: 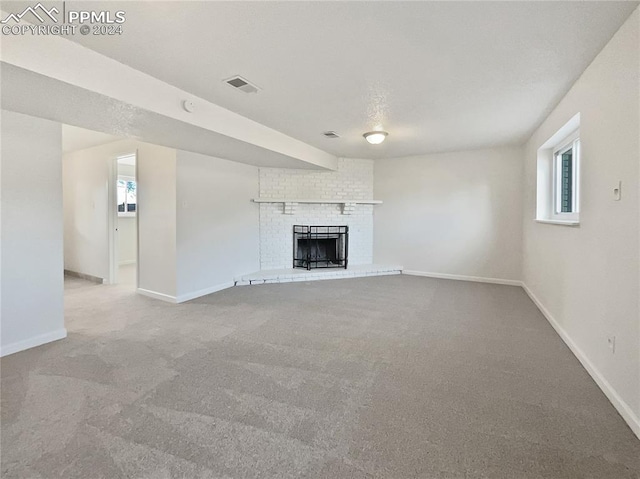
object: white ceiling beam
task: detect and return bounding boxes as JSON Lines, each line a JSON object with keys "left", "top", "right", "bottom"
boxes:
{"left": 0, "top": 24, "right": 338, "bottom": 170}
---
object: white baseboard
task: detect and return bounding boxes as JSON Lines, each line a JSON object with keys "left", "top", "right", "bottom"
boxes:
{"left": 522, "top": 283, "right": 640, "bottom": 440}
{"left": 64, "top": 269, "right": 104, "bottom": 284}
{"left": 136, "top": 288, "right": 177, "bottom": 303}
{"left": 136, "top": 282, "right": 235, "bottom": 304}
{"left": 0, "top": 328, "right": 67, "bottom": 357}
{"left": 176, "top": 281, "right": 235, "bottom": 303}
{"left": 403, "top": 270, "right": 523, "bottom": 287}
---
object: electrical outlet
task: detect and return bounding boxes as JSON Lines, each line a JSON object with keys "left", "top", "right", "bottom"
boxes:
{"left": 607, "top": 335, "right": 616, "bottom": 354}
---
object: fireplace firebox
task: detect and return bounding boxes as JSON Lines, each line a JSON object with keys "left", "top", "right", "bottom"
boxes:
{"left": 293, "top": 225, "right": 348, "bottom": 270}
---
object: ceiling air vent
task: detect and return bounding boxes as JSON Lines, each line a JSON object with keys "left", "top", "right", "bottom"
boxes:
{"left": 224, "top": 75, "right": 260, "bottom": 94}
{"left": 323, "top": 131, "right": 340, "bottom": 139}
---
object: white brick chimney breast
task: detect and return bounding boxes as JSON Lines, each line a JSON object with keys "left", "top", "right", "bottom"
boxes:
{"left": 258, "top": 158, "right": 375, "bottom": 270}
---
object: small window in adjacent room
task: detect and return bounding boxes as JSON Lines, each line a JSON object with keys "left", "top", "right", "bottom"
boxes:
{"left": 117, "top": 177, "right": 137, "bottom": 216}
{"left": 552, "top": 134, "right": 580, "bottom": 221}
{"left": 535, "top": 113, "right": 580, "bottom": 226}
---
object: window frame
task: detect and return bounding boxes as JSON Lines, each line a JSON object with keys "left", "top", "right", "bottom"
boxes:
{"left": 551, "top": 130, "right": 580, "bottom": 222}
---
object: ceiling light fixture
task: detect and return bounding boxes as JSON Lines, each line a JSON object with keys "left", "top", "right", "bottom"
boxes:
{"left": 363, "top": 131, "right": 388, "bottom": 145}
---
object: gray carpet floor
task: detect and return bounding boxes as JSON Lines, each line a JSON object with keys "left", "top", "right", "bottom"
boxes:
{"left": 1, "top": 274, "right": 639, "bottom": 478}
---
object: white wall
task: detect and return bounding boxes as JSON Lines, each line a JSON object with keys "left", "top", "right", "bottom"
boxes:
{"left": 374, "top": 147, "right": 523, "bottom": 282}
{"left": 64, "top": 138, "right": 260, "bottom": 302}
{"left": 522, "top": 8, "right": 639, "bottom": 436}
{"left": 63, "top": 139, "right": 177, "bottom": 297}
{"left": 1, "top": 110, "right": 66, "bottom": 356}
{"left": 116, "top": 163, "right": 135, "bottom": 177}
{"left": 117, "top": 217, "right": 137, "bottom": 265}
{"left": 259, "top": 158, "right": 375, "bottom": 269}
{"left": 176, "top": 151, "right": 260, "bottom": 301}
{"left": 136, "top": 144, "right": 177, "bottom": 299}
{"left": 63, "top": 140, "right": 139, "bottom": 280}
{"left": 63, "top": 143, "right": 116, "bottom": 280}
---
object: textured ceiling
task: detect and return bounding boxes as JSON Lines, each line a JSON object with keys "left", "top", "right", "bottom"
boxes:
{"left": 35, "top": 2, "right": 640, "bottom": 157}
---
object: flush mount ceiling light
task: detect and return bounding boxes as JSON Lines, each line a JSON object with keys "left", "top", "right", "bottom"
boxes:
{"left": 363, "top": 131, "right": 388, "bottom": 145}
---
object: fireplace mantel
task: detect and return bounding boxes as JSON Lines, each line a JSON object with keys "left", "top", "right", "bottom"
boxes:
{"left": 252, "top": 198, "right": 382, "bottom": 215}
{"left": 251, "top": 198, "right": 382, "bottom": 204}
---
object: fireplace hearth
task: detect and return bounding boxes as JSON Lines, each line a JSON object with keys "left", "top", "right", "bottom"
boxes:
{"left": 293, "top": 225, "right": 348, "bottom": 270}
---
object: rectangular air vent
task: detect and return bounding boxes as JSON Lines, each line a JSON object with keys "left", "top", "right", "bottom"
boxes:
{"left": 224, "top": 75, "right": 260, "bottom": 94}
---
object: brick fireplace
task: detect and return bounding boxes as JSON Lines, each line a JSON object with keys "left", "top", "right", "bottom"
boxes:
{"left": 257, "top": 158, "right": 374, "bottom": 270}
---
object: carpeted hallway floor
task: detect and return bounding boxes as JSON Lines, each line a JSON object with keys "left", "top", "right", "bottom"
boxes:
{"left": 1, "top": 275, "right": 639, "bottom": 478}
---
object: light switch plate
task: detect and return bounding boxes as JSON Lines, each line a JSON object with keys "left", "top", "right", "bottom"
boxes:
{"left": 613, "top": 181, "right": 622, "bottom": 201}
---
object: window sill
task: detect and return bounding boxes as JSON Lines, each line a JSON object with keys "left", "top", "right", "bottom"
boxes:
{"left": 118, "top": 213, "right": 136, "bottom": 218}
{"left": 535, "top": 219, "right": 580, "bottom": 227}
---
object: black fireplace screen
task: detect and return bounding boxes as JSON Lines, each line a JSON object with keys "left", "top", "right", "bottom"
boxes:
{"left": 293, "top": 225, "right": 348, "bottom": 270}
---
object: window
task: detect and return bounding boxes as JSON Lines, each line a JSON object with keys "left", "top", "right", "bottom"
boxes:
{"left": 117, "top": 176, "right": 136, "bottom": 216}
{"left": 535, "top": 113, "right": 580, "bottom": 226}
{"left": 552, "top": 134, "right": 580, "bottom": 221}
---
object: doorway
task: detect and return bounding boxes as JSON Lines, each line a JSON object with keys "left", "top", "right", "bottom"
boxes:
{"left": 110, "top": 154, "right": 138, "bottom": 286}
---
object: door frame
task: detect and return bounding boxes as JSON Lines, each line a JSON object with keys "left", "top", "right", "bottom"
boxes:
{"left": 108, "top": 151, "right": 139, "bottom": 286}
